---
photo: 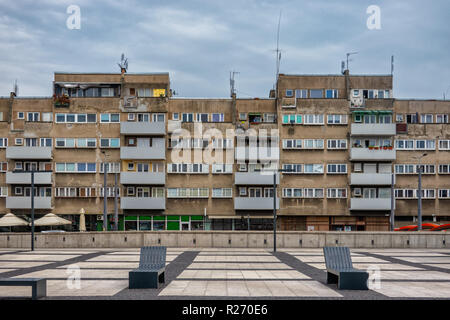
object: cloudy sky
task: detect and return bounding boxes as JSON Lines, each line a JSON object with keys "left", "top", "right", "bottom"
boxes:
{"left": 0, "top": 0, "right": 449, "bottom": 99}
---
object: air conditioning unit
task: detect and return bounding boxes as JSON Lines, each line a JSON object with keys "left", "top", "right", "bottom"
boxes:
{"left": 97, "top": 215, "right": 103, "bottom": 221}
{"left": 353, "top": 188, "right": 362, "bottom": 197}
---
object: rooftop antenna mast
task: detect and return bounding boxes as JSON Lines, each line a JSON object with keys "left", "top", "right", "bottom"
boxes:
{"left": 118, "top": 53, "right": 129, "bottom": 73}
{"left": 346, "top": 52, "right": 358, "bottom": 72}
{"left": 13, "top": 79, "right": 18, "bottom": 96}
{"left": 275, "top": 10, "right": 282, "bottom": 98}
{"left": 230, "top": 71, "right": 240, "bottom": 97}
{"left": 391, "top": 55, "right": 394, "bottom": 76}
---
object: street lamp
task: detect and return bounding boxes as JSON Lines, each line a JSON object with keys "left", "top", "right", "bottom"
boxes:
{"left": 415, "top": 153, "right": 428, "bottom": 231}
{"left": 101, "top": 151, "right": 108, "bottom": 232}
{"left": 255, "top": 167, "right": 292, "bottom": 252}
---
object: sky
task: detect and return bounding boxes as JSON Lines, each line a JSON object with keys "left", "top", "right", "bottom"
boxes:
{"left": 0, "top": 0, "right": 449, "bottom": 99}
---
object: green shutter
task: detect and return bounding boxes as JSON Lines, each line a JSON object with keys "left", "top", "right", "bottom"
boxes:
{"left": 167, "top": 221, "right": 180, "bottom": 230}
{"left": 181, "top": 216, "right": 190, "bottom": 222}
{"left": 167, "top": 215, "right": 180, "bottom": 221}
{"left": 153, "top": 216, "right": 165, "bottom": 221}
{"left": 190, "top": 215, "right": 204, "bottom": 221}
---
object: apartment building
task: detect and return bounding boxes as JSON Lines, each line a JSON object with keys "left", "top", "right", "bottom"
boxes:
{"left": 0, "top": 69, "right": 448, "bottom": 232}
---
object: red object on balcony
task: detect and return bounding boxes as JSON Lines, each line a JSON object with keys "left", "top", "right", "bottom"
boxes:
{"left": 396, "top": 123, "right": 407, "bottom": 134}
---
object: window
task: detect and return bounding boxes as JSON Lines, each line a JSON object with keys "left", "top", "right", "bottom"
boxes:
{"left": 439, "top": 189, "right": 450, "bottom": 199}
{"left": 40, "top": 138, "right": 52, "bottom": 147}
{"left": 172, "top": 113, "right": 180, "bottom": 121}
{"left": 303, "top": 139, "right": 324, "bottom": 149}
{"left": 211, "top": 113, "right": 224, "bottom": 122}
{"left": 327, "top": 164, "right": 347, "bottom": 174}
{"left": 282, "top": 139, "right": 302, "bottom": 149}
{"left": 395, "top": 140, "right": 415, "bottom": 150}
{"left": 55, "top": 138, "right": 75, "bottom": 148}
{"left": 395, "top": 189, "right": 415, "bottom": 199}
{"left": 137, "top": 88, "right": 152, "bottom": 97}
{"left": 282, "top": 163, "right": 302, "bottom": 174}
{"left": 309, "top": 89, "right": 323, "bottom": 99}
{"left": 439, "top": 140, "right": 450, "bottom": 150}
{"left": 420, "top": 114, "right": 433, "bottom": 124}
{"left": 15, "top": 138, "right": 23, "bottom": 146}
{"left": 415, "top": 140, "right": 435, "bottom": 150}
{"left": 406, "top": 114, "right": 418, "bottom": 124}
{"left": 55, "top": 163, "right": 96, "bottom": 173}
{"left": 182, "top": 113, "right": 194, "bottom": 122}
{"left": 0, "top": 138, "right": 7, "bottom": 148}
{"left": 100, "top": 113, "right": 120, "bottom": 123}
{"left": 153, "top": 113, "right": 165, "bottom": 122}
{"left": 0, "top": 187, "right": 8, "bottom": 197}
{"left": 285, "top": 89, "right": 294, "bottom": 97}
{"left": 438, "top": 164, "right": 450, "bottom": 174}
{"left": 294, "top": 89, "right": 307, "bottom": 98}
{"left": 303, "top": 114, "right": 324, "bottom": 125}
{"left": 167, "top": 163, "right": 209, "bottom": 174}
{"left": 436, "top": 114, "right": 448, "bottom": 124}
{"left": 416, "top": 164, "right": 435, "bottom": 174}
{"left": 17, "top": 112, "right": 24, "bottom": 119}
{"left": 304, "top": 188, "right": 324, "bottom": 198}
{"left": 212, "top": 164, "right": 233, "bottom": 174}
{"left": 239, "top": 113, "right": 246, "bottom": 121}
{"left": 327, "top": 188, "right": 347, "bottom": 198}
{"left": 212, "top": 188, "right": 232, "bottom": 198}
{"left": 25, "top": 138, "right": 38, "bottom": 147}
{"left": 379, "top": 115, "right": 392, "bottom": 123}
{"left": 327, "top": 139, "right": 347, "bottom": 150}
{"left": 76, "top": 114, "right": 86, "bottom": 123}
{"left": 396, "top": 114, "right": 404, "bottom": 122}
{"left": 195, "top": 113, "right": 209, "bottom": 122}
{"left": 77, "top": 138, "right": 96, "bottom": 148}
{"left": 282, "top": 114, "right": 302, "bottom": 124}
{"left": 325, "top": 89, "right": 338, "bottom": 99}
{"left": 327, "top": 114, "right": 347, "bottom": 124}
{"left": 100, "top": 138, "right": 120, "bottom": 148}
{"left": 42, "top": 112, "right": 52, "bottom": 122}
{"left": 395, "top": 164, "right": 415, "bottom": 174}
{"left": 283, "top": 188, "right": 303, "bottom": 198}
{"left": 27, "top": 112, "right": 39, "bottom": 122}
{"left": 264, "top": 113, "right": 276, "bottom": 123}
{"left": 100, "top": 163, "right": 120, "bottom": 173}
{"left": 0, "top": 162, "right": 7, "bottom": 172}
{"left": 100, "top": 88, "right": 114, "bottom": 97}
{"left": 304, "top": 164, "right": 324, "bottom": 174}
{"left": 167, "top": 188, "right": 209, "bottom": 198}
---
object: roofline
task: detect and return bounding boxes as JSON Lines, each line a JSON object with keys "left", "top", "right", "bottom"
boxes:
{"left": 54, "top": 72, "right": 169, "bottom": 75}
{"left": 279, "top": 74, "right": 393, "bottom": 77}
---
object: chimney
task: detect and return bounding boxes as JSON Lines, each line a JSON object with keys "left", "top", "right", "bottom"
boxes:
{"left": 8, "top": 91, "right": 16, "bottom": 124}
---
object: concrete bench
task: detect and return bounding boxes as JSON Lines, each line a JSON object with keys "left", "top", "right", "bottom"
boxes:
{"left": 129, "top": 246, "right": 166, "bottom": 289}
{"left": 0, "top": 278, "right": 47, "bottom": 300}
{"left": 323, "top": 246, "right": 369, "bottom": 290}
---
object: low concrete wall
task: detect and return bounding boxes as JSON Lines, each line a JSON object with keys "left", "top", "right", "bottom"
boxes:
{"left": 0, "top": 231, "right": 449, "bottom": 249}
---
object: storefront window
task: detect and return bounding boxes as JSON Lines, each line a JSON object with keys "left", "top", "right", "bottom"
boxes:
{"left": 153, "top": 221, "right": 165, "bottom": 231}
{"left": 125, "top": 221, "right": 137, "bottom": 231}
{"left": 139, "top": 221, "right": 151, "bottom": 231}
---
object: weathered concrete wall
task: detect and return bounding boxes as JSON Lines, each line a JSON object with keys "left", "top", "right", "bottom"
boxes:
{"left": 0, "top": 231, "right": 448, "bottom": 249}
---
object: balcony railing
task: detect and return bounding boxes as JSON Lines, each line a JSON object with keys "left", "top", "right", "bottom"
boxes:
{"left": 6, "top": 196, "right": 52, "bottom": 209}
{"left": 234, "top": 172, "right": 279, "bottom": 185}
{"left": 120, "top": 172, "right": 165, "bottom": 185}
{"left": 120, "top": 121, "right": 166, "bottom": 136}
{"left": 350, "top": 123, "right": 396, "bottom": 136}
{"left": 120, "top": 197, "right": 166, "bottom": 210}
{"left": 350, "top": 173, "right": 393, "bottom": 185}
{"left": 6, "top": 172, "right": 52, "bottom": 185}
{"left": 350, "top": 148, "right": 396, "bottom": 161}
{"left": 6, "top": 147, "right": 52, "bottom": 159}
{"left": 234, "top": 197, "right": 279, "bottom": 210}
{"left": 350, "top": 198, "right": 392, "bottom": 211}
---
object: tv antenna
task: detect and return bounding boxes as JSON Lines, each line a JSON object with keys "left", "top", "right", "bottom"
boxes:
{"left": 346, "top": 52, "right": 358, "bottom": 72}
{"left": 118, "top": 53, "right": 129, "bottom": 72}
{"left": 13, "top": 79, "right": 18, "bottom": 96}
{"left": 391, "top": 55, "right": 394, "bottom": 75}
{"left": 230, "top": 71, "right": 240, "bottom": 97}
{"left": 274, "top": 10, "right": 282, "bottom": 98}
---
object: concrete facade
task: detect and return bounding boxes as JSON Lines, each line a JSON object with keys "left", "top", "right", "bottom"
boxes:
{"left": 0, "top": 70, "right": 448, "bottom": 233}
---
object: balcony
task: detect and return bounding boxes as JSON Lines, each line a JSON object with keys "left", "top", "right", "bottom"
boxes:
{"left": 6, "top": 147, "right": 52, "bottom": 159}
{"left": 234, "top": 172, "right": 279, "bottom": 185}
{"left": 350, "top": 173, "right": 393, "bottom": 186}
{"left": 351, "top": 123, "right": 396, "bottom": 136}
{"left": 6, "top": 197, "right": 52, "bottom": 209}
{"left": 6, "top": 172, "right": 52, "bottom": 185}
{"left": 234, "top": 197, "right": 279, "bottom": 210}
{"left": 120, "top": 121, "right": 166, "bottom": 136}
{"left": 350, "top": 198, "right": 392, "bottom": 211}
{"left": 350, "top": 148, "right": 396, "bottom": 161}
{"left": 120, "top": 172, "right": 165, "bottom": 185}
{"left": 120, "top": 197, "right": 166, "bottom": 210}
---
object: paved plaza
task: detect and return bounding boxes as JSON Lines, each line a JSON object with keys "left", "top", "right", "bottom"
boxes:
{"left": 0, "top": 248, "right": 449, "bottom": 299}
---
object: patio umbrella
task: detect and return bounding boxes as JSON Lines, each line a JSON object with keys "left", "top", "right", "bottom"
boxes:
{"left": 0, "top": 213, "right": 29, "bottom": 227}
{"left": 79, "top": 208, "right": 86, "bottom": 232}
{"left": 33, "top": 213, "right": 72, "bottom": 227}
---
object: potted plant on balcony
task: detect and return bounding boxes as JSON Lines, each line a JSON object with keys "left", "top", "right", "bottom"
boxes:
{"left": 387, "top": 146, "right": 393, "bottom": 150}
{"left": 53, "top": 94, "right": 70, "bottom": 107}
{"left": 368, "top": 145, "right": 374, "bottom": 150}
